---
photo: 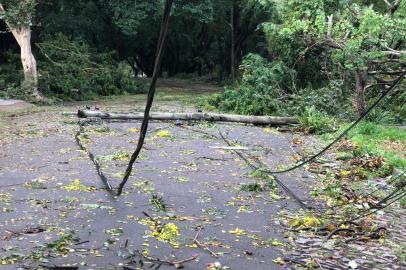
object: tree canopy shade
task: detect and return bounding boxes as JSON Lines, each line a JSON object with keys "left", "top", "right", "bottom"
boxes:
{"left": 1, "top": 0, "right": 275, "bottom": 98}
{"left": 98, "top": 0, "right": 275, "bottom": 78}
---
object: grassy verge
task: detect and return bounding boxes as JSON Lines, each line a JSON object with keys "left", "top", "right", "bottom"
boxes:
{"left": 318, "top": 121, "right": 405, "bottom": 171}
{"left": 348, "top": 122, "right": 405, "bottom": 170}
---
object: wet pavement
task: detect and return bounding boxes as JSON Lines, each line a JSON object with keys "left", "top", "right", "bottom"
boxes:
{"left": 0, "top": 111, "right": 316, "bottom": 269}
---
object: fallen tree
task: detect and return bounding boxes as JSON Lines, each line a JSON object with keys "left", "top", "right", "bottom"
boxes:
{"left": 75, "top": 110, "right": 298, "bottom": 126}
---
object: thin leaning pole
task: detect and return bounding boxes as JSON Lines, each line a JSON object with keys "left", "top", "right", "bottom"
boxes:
{"left": 117, "top": 0, "right": 174, "bottom": 196}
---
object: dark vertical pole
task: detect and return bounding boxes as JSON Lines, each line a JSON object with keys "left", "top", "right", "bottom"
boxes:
{"left": 117, "top": 0, "right": 174, "bottom": 196}
{"left": 231, "top": 1, "right": 235, "bottom": 84}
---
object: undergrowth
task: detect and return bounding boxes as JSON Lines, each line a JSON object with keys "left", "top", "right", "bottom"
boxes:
{"left": 298, "top": 106, "right": 338, "bottom": 134}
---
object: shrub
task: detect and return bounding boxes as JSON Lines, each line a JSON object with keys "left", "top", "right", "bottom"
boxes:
{"left": 284, "top": 80, "right": 353, "bottom": 119}
{"left": 0, "top": 51, "right": 30, "bottom": 100}
{"left": 37, "top": 34, "right": 146, "bottom": 101}
{"left": 204, "top": 53, "right": 354, "bottom": 119}
{"left": 298, "top": 106, "right": 337, "bottom": 134}
{"left": 205, "top": 54, "right": 291, "bottom": 115}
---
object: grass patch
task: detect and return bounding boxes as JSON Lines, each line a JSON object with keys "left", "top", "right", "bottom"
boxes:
{"left": 349, "top": 122, "right": 405, "bottom": 169}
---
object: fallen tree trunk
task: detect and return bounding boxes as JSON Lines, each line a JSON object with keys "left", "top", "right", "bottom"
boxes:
{"left": 75, "top": 110, "right": 298, "bottom": 125}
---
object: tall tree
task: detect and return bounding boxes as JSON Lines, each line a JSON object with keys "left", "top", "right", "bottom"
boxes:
{"left": 0, "top": 0, "right": 42, "bottom": 100}
{"left": 264, "top": 0, "right": 406, "bottom": 116}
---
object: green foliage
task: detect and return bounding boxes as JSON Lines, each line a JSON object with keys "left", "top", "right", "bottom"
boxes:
{"left": 174, "top": 0, "right": 215, "bottom": 23}
{"left": 103, "top": 0, "right": 159, "bottom": 36}
{"left": 38, "top": 0, "right": 114, "bottom": 50}
{"left": 0, "top": 51, "right": 36, "bottom": 100}
{"left": 298, "top": 106, "right": 337, "bottom": 134}
{"left": 285, "top": 80, "right": 354, "bottom": 118}
{"left": 240, "top": 182, "right": 265, "bottom": 192}
{"left": 400, "top": 197, "right": 406, "bottom": 209}
{"left": 264, "top": 0, "right": 406, "bottom": 70}
{"left": 150, "top": 194, "right": 168, "bottom": 212}
{"left": 0, "top": 81, "right": 34, "bottom": 101}
{"left": 206, "top": 54, "right": 291, "bottom": 115}
{"left": 0, "top": 0, "right": 36, "bottom": 27}
{"left": 37, "top": 34, "right": 146, "bottom": 100}
{"left": 263, "top": 0, "right": 406, "bottom": 117}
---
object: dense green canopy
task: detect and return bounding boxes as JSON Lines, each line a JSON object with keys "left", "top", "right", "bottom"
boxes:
{"left": 0, "top": 0, "right": 405, "bottom": 121}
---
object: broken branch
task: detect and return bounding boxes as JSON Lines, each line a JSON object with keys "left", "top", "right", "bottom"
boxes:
{"left": 193, "top": 227, "right": 221, "bottom": 257}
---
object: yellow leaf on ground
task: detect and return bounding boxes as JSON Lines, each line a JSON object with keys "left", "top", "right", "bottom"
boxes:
{"left": 128, "top": 127, "right": 139, "bottom": 133}
{"left": 273, "top": 257, "right": 285, "bottom": 265}
{"left": 271, "top": 239, "right": 284, "bottom": 246}
{"left": 62, "top": 179, "right": 96, "bottom": 192}
{"left": 303, "top": 216, "right": 322, "bottom": 227}
{"left": 156, "top": 130, "right": 172, "bottom": 137}
{"left": 229, "top": 228, "right": 247, "bottom": 236}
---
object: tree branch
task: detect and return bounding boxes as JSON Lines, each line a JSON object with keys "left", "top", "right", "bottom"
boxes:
{"left": 368, "top": 70, "right": 405, "bottom": 75}
{"left": 371, "top": 59, "right": 406, "bottom": 64}
{"left": 327, "top": 15, "right": 333, "bottom": 39}
{"left": 325, "top": 38, "right": 344, "bottom": 49}
{"left": 382, "top": 50, "right": 406, "bottom": 56}
{"left": 373, "top": 75, "right": 398, "bottom": 84}
{"left": 382, "top": 0, "right": 401, "bottom": 14}
{"left": 383, "top": 0, "right": 394, "bottom": 9}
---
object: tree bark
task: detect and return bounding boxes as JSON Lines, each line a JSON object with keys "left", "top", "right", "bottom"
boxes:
{"left": 354, "top": 69, "right": 368, "bottom": 116}
{"left": 76, "top": 110, "right": 299, "bottom": 126}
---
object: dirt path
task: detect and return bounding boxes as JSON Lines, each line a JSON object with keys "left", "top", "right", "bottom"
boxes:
{"left": 0, "top": 99, "right": 34, "bottom": 113}
{"left": 156, "top": 78, "right": 223, "bottom": 93}
{"left": 0, "top": 85, "right": 320, "bottom": 269}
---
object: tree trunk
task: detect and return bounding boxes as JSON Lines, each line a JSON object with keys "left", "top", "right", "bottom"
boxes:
{"left": 0, "top": 3, "right": 41, "bottom": 100}
{"left": 76, "top": 110, "right": 299, "bottom": 126}
{"left": 0, "top": 15, "right": 42, "bottom": 100}
{"left": 18, "top": 26, "right": 42, "bottom": 99}
{"left": 354, "top": 69, "right": 368, "bottom": 116}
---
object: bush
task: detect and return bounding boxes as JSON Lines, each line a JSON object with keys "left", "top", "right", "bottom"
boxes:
{"left": 0, "top": 51, "right": 30, "bottom": 100}
{"left": 205, "top": 54, "right": 292, "bottom": 115}
{"left": 284, "top": 80, "right": 353, "bottom": 118}
{"left": 37, "top": 34, "right": 146, "bottom": 101}
{"left": 298, "top": 106, "right": 337, "bottom": 134}
{"left": 204, "top": 53, "right": 354, "bottom": 120}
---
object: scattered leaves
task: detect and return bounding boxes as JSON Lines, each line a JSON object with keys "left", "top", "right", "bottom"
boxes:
{"left": 288, "top": 215, "right": 323, "bottom": 228}
{"left": 62, "top": 179, "right": 96, "bottom": 192}
{"left": 228, "top": 228, "right": 247, "bottom": 236}
{"left": 156, "top": 130, "right": 172, "bottom": 138}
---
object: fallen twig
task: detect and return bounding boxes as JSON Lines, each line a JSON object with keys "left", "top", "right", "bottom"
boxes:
{"left": 2, "top": 226, "right": 45, "bottom": 241}
{"left": 210, "top": 146, "right": 248, "bottom": 150}
{"left": 75, "top": 240, "right": 90, "bottom": 246}
{"left": 135, "top": 249, "right": 197, "bottom": 269}
{"left": 327, "top": 228, "right": 356, "bottom": 240}
{"left": 193, "top": 227, "right": 220, "bottom": 258}
{"left": 39, "top": 265, "right": 79, "bottom": 270}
